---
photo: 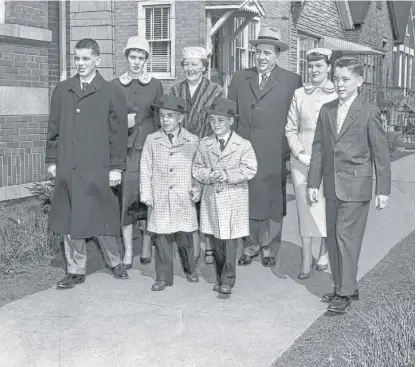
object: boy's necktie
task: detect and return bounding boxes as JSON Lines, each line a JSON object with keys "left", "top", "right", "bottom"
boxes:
{"left": 259, "top": 74, "right": 268, "bottom": 91}
{"left": 168, "top": 133, "right": 174, "bottom": 144}
{"left": 82, "top": 82, "right": 88, "bottom": 91}
{"left": 219, "top": 139, "right": 225, "bottom": 152}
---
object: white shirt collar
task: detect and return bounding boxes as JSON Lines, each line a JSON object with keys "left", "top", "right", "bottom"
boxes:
{"left": 217, "top": 130, "right": 232, "bottom": 143}
{"left": 80, "top": 71, "right": 96, "bottom": 87}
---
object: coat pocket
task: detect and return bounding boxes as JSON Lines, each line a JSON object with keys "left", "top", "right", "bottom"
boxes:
{"left": 353, "top": 167, "right": 373, "bottom": 177}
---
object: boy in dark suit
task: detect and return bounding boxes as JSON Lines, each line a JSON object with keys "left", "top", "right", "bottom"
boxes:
{"left": 308, "top": 57, "right": 391, "bottom": 314}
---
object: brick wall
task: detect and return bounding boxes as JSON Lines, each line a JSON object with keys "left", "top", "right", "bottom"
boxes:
{"left": 262, "top": 1, "right": 291, "bottom": 71}
{"left": 5, "top": 1, "right": 48, "bottom": 29}
{"left": 0, "top": 1, "right": 61, "bottom": 188}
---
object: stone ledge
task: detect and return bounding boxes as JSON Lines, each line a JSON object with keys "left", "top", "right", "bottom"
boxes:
{"left": 0, "top": 181, "right": 47, "bottom": 202}
{"left": 0, "top": 23, "right": 52, "bottom": 42}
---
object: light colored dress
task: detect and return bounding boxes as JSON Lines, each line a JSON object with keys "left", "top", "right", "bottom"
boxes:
{"left": 285, "top": 79, "right": 337, "bottom": 237}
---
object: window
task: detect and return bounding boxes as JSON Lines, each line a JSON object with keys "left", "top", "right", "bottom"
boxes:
{"left": 360, "top": 54, "right": 375, "bottom": 84}
{"left": 398, "top": 51, "right": 403, "bottom": 87}
{"left": 406, "top": 25, "right": 410, "bottom": 37}
{"left": 0, "top": 0, "right": 4, "bottom": 24}
{"left": 409, "top": 56, "right": 413, "bottom": 89}
{"left": 138, "top": 1, "right": 175, "bottom": 79}
{"left": 404, "top": 53, "right": 408, "bottom": 89}
{"left": 297, "top": 34, "right": 319, "bottom": 83}
{"left": 233, "top": 18, "right": 259, "bottom": 72}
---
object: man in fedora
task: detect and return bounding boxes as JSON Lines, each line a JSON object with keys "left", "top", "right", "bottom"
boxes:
{"left": 228, "top": 27, "right": 303, "bottom": 270}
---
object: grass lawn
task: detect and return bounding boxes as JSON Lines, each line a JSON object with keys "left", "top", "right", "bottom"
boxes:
{"left": 272, "top": 231, "right": 415, "bottom": 367}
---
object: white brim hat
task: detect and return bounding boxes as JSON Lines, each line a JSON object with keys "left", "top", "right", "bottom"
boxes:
{"left": 123, "top": 36, "right": 151, "bottom": 56}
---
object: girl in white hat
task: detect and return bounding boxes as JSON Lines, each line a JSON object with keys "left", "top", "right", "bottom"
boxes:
{"left": 111, "top": 36, "right": 163, "bottom": 269}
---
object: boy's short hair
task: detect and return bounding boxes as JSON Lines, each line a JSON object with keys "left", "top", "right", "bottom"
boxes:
{"left": 334, "top": 56, "right": 364, "bottom": 77}
{"left": 75, "top": 38, "right": 100, "bottom": 56}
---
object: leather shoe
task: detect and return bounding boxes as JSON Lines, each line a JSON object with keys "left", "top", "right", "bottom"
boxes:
{"left": 219, "top": 284, "right": 232, "bottom": 294}
{"left": 186, "top": 271, "right": 199, "bottom": 283}
{"left": 213, "top": 283, "right": 220, "bottom": 292}
{"left": 238, "top": 254, "right": 255, "bottom": 266}
{"left": 112, "top": 264, "right": 128, "bottom": 279}
{"left": 327, "top": 296, "right": 351, "bottom": 314}
{"left": 261, "top": 256, "right": 276, "bottom": 268}
{"left": 151, "top": 280, "right": 172, "bottom": 291}
{"left": 140, "top": 256, "right": 152, "bottom": 265}
{"left": 298, "top": 269, "right": 313, "bottom": 280}
{"left": 321, "top": 289, "right": 359, "bottom": 303}
{"left": 56, "top": 274, "right": 85, "bottom": 289}
{"left": 123, "top": 263, "right": 132, "bottom": 270}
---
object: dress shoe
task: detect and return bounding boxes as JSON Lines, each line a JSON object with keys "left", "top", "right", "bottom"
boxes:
{"left": 238, "top": 254, "right": 255, "bottom": 266}
{"left": 321, "top": 289, "right": 359, "bottom": 303}
{"left": 261, "top": 256, "right": 276, "bottom": 268}
{"left": 140, "top": 256, "right": 152, "bottom": 265}
{"left": 112, "top": 264, "right": 129, "bottom": 279}
{"left": 219, "top": 284, "right": 232, "bottom": 294}
{"left": 315, "top": 253, "right": 329, "bottom": 271}
{"left": 186, "top": 271, "right": 199, "bottom": 283}
{"left": 56, "top": 274, "right": 85, "bottom": 289}
{"left": 298, "top": 268, "right": 313, "bottom": 280}
{"left": 213, "top": 283, "right": 220, "bottom": 292}
{"left": 151, "top": 280, "right": 172, "bottom": 291}
{"left": 327, "top": 296, "right": 351, "bottom": 314}
{"left": 123, "top": 263, "right": 132, "bottom": 270}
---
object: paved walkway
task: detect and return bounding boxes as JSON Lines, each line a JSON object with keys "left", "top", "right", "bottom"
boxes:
{"left": 0, "top": 155, "right": 414, "bottom": 367}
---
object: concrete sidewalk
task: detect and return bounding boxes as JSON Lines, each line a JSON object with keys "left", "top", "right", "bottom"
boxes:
{"left": 0, "top": 155, "right": 414, "bottom": 367}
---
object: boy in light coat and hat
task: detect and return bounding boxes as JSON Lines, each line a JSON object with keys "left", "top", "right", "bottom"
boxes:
{"left": 140, "top": 94, "right": 201, "bottom": 291}
{"left": 192, "top": 97, "right": 257, "bottom": 295}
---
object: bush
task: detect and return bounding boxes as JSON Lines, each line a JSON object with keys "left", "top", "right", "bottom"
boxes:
{"left": 29, "top": 179, "right": 55, "bottom": 214}
{"left": 386, "top": 132, "right": 400, "bottom": 155}
{"left": 0, "top": 198, "right": 60, "bottom": 274}
{"left": 338, "top": 292, "right": 415, "bottom": 367}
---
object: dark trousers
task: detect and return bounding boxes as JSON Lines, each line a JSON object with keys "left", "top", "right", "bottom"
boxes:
{"left": 242, "top": 218, "right": 283, "bottom": 258}
{"left": 155, "top": 231, "right": 195, "bottom": 283}
{"left": 326, "top": 199, "right": 370, "bottom": 296}
{"left": 211, "top": 237, "right": 238, "bottom": 287}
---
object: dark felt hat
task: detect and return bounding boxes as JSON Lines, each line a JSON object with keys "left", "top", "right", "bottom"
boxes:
{"left": 152, "top": 94, "right": 187, "bottom": 113}
{"left": 203, "top": 97, "right": 239, "bottom": 117}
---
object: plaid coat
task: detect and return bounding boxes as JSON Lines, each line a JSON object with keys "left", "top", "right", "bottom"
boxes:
{"left": 192, "top": 133, "right": 257, "bottom": 240}
{"left": 140, "top": 128, "right": 201, "bottom": 234}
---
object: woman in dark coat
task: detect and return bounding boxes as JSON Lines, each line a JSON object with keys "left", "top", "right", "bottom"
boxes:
{"left": 112, "top": 36, "right": 163, "bottom": 268}
{"left": 170, "top": 46, "right": 224, "bottom": 265}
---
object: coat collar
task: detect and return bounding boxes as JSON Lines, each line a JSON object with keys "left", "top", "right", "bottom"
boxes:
{"left": 154, "top": 127, "right": 193, "bottom": 148}
{"left": 118, "top": 71, "right": 152, "bottom": 86}
{"left": 68, "top": 72, "right": 104, "bottom": 98}
{"left": 246, "top": 66, "right": 282, "bottom": 101}
{"left": 205, "top": 132, "right": 241, "bottom": 159}
{"left": 304, "top": 79, "right": 335, "bottom": 95}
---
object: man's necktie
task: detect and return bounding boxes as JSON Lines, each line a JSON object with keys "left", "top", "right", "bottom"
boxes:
{"left": 336, "top": 102, "right": 348, "bottom": 135}
{"left": 82, "top": 82, "right": 88, "bottom": 91}
{"left": 259, "top": 74, "right": 268, "bottom": 91}
{"left": 168, "top": 133, "right": 174, "bottom": 144}
{"left": 219, "top": 139, "right": 225, "bottom": 152}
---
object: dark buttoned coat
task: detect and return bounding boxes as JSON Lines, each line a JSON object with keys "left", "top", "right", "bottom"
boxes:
{"left": 228, "top": 66, "right": 302, "bottom": 221}
{"left": 45, "top": 72, "right": 128, "bottom": 239}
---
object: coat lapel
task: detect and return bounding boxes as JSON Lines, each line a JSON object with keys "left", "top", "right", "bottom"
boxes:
{"left": 68, "top": 72, "right": 104, "bottom": 100}
{"left": 154, "top": 131, "right": 171, "bottom": 149}
{"left": 247, "top": 70, "right": 260, "bottom": 100}
{"left": 328, "top": 102, "right": 338, "bottom": 140}
{"left": 336, "top": 97, "right": 362, "bottom": 141}
{"left": 206, "top": 137, "right": 221, "bottom": 158}
{"left": 258, "top": 66, "right": 282, "bottom": 101}
{"left": 220, "top": 132, "right": 238, "bottom": 159}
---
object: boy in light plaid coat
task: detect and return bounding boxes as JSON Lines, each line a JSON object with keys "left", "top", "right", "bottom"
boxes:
{"left": 140, "top": 94, "right": 201, "bottom": 291}
{"left": 193, "top": 97, "right": 257, "bottom": 295}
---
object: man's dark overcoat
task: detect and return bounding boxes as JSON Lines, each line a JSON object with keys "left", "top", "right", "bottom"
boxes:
{"left": 45, "top": 72, "right": 128, "bottom": 239}
{"left": 228, "top": 66, "right": 302, "bottom": 221}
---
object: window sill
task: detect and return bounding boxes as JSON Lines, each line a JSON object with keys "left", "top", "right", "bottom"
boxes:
{"left": 0, "top": 23, "right": 52, "bottom": 42}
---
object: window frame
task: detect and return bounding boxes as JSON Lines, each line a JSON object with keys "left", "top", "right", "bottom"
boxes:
{"left": 0, "top": 0, "right": 5, "bottom": 24}
{"left": 296, "top": 33, "right": 320, "bottom": 84}
{"left": 138, "top": 0, "right": 176, "bottom": 80}
{"left": 232, "top": 17, "right": 260, "bottom": 73}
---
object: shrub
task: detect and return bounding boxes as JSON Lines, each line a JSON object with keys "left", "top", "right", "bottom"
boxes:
{"left": 29, "top": 179, "right": 55, "bottom": 214}
{"left": 338, "top": 292, "right": 415, "bottom": 367}
{"left": 386, "top": 132, "right": 400, "bottom": 155}
{"left": 0, "top": 198, "right": 59, "bottom": 274}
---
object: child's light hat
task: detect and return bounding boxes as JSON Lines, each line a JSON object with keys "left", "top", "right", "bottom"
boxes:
{"left": 305, "top": 48, "right": 332, "bottom": 59}
{"left": 123, "top": 36, "right": 151, "bottom": 56}
{"left": 203, "top": 97, "right": 239, "bottom": 117}
{"left": 152, "top": 94, "right": 187, "bottom": 113}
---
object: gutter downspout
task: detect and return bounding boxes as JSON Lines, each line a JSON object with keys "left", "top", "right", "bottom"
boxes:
{"left": 59, "top": 0, "right": 67, "bottom": 81}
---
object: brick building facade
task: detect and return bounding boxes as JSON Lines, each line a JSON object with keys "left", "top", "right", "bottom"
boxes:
{"left": 0, "top": 0, "right": 414, "bottom": 190}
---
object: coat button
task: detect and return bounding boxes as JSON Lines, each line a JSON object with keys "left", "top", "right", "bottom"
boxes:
{"left": 170, "top": 185, "right": 173, "bottom": 189}
{"left": 216, "top": 190, "right": 220, "bottom": 194}
{"left": 72, "top": 165, "right": 76, "bottom": 170}
{"left": 169, "top": 168, "right": 173, "bottom": 172}
{"left": 251, "top": 126, "right": 257, "bottom": 131}
{"left": 72, "top": 138, "right": 76, "bottom": 143}
{"left": 170, "top": 152, "right": 173, "bottom": 156}
{"left": 251, "top": 104, "right": 255, "bottom": 109}
{"left": 76, "top": 109, "right": 80, "bottom": 113}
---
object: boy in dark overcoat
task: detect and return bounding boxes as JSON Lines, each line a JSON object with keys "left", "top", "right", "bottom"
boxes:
{"left": 46, "top": 38, "right": 129, "bottom": 289}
